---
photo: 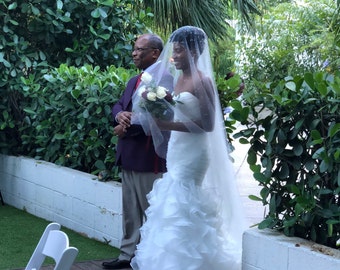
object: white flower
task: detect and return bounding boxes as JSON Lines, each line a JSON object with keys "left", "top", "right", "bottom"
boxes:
{"left": 156, "top": 86, "right": 167, "bottom": 99}
{"left": 146, "top": 92, "right": 157, "bottom": 101}
{"left": 141, "top": 72, "right": 153, "bottom": 84}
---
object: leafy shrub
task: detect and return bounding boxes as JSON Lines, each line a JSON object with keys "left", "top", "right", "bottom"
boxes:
{"left": 19, "top": 64, "right": 137, "bottom": 178}
{"left": 1, "top": 0, "right": 145, "bottom": 69}
{"left": 0, "top": 0, "right": 147, "bottom": 161}
{"left": 231, "top": 70, "right": 340, "bottom": 248}
{"left": 8, "top": 65, "right": 240, "bottom": 179}
{"left": 216, "top": 73, "right": 245, "bottom": 144}
{"left": 238, "top": 0, "right": 340, "bottom": 85}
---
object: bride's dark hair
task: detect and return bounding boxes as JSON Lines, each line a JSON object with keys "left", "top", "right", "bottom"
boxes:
{"left": 169, "top": 26, "right": 206, "bottom": 55}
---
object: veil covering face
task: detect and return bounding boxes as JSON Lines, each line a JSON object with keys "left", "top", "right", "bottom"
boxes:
{"left": 132, "top": 26, "right": 247, "bottom": 262}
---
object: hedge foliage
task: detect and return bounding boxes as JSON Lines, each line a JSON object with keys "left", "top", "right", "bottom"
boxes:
{"left": 3, "top": 63, "right": 240, "bottom": 178}
{"left": 0, "top": 0, "right": 243, "bottom": 179}
{"left": 232, "top": 71, "right": 340, "bottom": 248}
{"left": 1, "top": 0, "right": 145, "bottom": 69}
{"left": 20, "top": 65, "right": 137, "bottom": 177}
{"left": 0, "top": 0, "right": 148, "bottom": 178}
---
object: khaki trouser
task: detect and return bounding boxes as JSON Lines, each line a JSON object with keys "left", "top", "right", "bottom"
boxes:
{"left": 119, "top": 170, "right": 163, "bottom": 261}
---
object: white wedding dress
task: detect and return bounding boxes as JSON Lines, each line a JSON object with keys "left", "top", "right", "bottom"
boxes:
{"left": 131, "top": 92, "right": 242, "bottom": 270}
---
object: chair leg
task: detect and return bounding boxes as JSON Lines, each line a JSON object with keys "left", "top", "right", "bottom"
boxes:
{"left": 0, "top": 190, "right": 4, "bottom": 205}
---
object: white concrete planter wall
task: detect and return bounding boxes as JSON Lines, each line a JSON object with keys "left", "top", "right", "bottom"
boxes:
{"left": 0, "top": 154, "right": 122, "bottom": 248}
{"left": 242, "top": 228, "right": 340, "bottom": 270}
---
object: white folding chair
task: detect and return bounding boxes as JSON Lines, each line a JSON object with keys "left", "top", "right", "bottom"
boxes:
{"left": 25, "top": 222, "right": 79, "bottom": 270}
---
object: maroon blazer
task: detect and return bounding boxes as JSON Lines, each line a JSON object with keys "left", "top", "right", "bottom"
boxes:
{"left": 112, "top": 75, "right": 167, "bottom": 173}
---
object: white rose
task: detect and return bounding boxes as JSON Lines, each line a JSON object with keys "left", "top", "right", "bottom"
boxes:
{"left": 156, "top": 86, "right": 167, "bottom": 99}
{"left": 141, "top": 72, "right": 153, "bottom": 84}
{"left": 146, "top": 92, "right": 157, "bottom": 101}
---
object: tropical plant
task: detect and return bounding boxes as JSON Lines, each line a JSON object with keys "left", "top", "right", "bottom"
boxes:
{"left": 230, "top": 71, "right": 340, "bottom": 248}
{"left": 237, "top": 0, "right": 340, "bottom": 86}
{"left": 141, "top": 0, "right": 262, "bottom": 42}
{"left": 216, "top": 72, "right": 245, "bottom": 146}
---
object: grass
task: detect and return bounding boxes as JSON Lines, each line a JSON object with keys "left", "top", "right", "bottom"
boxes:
{"left": 0, "top": 204, "right": 120, "bottom": 269}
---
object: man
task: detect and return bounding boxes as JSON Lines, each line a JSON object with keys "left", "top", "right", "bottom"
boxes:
{"left": 102, "top": 34, "right": 172, "bottom": 269}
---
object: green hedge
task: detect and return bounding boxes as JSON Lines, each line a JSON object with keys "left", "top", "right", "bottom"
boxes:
{"left": 0, "top": 0, "right": 145, "bottom": 69}
{"left": 19, "top": 64, "right": 137, "bottom": 178}
{"left": 0, "top": 0, "right": 148, "bottom": 179}
{"left": 0, "top": 0, "right": 243, "bottom": 180}
{"left": 0, "top": 63, "right": 240, "bottom": 180}
{"left": 232, "top": 70, "right": 340, "bottom": 248}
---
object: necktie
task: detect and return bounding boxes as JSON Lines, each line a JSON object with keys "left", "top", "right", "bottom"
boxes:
{"left": 134, "top": 72, "right": 143, "bottom": 90}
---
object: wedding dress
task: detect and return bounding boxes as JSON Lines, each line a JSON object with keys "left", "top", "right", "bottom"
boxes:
{"left": 131, "top": 26, "right": 246, "bottom": 270}
{"left": 131, "top": 92, "right": 242, "bottom": 270}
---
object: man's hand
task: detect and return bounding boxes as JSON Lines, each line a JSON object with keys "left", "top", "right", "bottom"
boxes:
{"left": 116, "top": 111, "right": 132, "bottom": 129}
{"left": 113, "top": 125, "right": 127, "bottom": 138}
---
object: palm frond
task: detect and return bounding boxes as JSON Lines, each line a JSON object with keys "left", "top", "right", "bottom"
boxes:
{"left": 142, "top": 0, "right": 263, "bottom": 42}
{"left": 232, "top": 0, "right": 263, "bottom": 27}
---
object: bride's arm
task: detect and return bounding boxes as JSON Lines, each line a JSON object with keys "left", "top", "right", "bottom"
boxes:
{"left": 197, "top": 77, "right": 215, "bottom": 131}
{"left": 156, "top": 119, "right": 190, "bottom": 132}
{"left": 156, "top": 77, "right": 215, "bottom": 132}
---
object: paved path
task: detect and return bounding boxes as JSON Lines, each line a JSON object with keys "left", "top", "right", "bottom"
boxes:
{"left": 230, "top": 125, "right": 266, "bottom": 227}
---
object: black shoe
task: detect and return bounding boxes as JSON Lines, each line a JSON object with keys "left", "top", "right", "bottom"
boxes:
{"left": 102, "top": 258, "right": 131, "bottom": 269}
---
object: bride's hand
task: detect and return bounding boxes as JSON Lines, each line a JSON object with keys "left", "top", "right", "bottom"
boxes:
{"left": 154, "top": 118, "right": 181, "bottom": 132}
{"left": 154, "top": 118, "right": 170, "bottom": 130}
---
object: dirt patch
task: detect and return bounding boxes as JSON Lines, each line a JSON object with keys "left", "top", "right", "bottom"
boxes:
{"left": 296, "top": 241, "right": 340, "bottom": 258}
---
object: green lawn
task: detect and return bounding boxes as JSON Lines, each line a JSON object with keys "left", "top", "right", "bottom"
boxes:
{"left": 0, "top": 204, "right": 119, "bottom": 269}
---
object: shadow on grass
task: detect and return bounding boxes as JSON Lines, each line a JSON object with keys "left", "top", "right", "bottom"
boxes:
{"left": 0, "top": 204, "right": 119, "bottom": 269}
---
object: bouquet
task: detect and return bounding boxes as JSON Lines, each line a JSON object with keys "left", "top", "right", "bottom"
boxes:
{"left": 138, "top": 72, "right": 176, "bottom": 120}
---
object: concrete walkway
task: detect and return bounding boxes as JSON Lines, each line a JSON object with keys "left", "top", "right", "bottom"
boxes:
{"left": 230, "top": 125, "right": 266, "bottom": 227}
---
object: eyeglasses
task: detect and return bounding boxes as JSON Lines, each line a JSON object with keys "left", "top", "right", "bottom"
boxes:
{"left": 133, "top": 47, "right": 157, "bottom": 52}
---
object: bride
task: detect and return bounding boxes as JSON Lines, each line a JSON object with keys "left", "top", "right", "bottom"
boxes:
{"left": 131, "top": 26, "right": 247, "bottom": 270}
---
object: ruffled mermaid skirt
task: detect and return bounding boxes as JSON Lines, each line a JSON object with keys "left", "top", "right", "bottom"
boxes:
{"left": 130, "top": 171, "right": 241, "bottom": 270}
